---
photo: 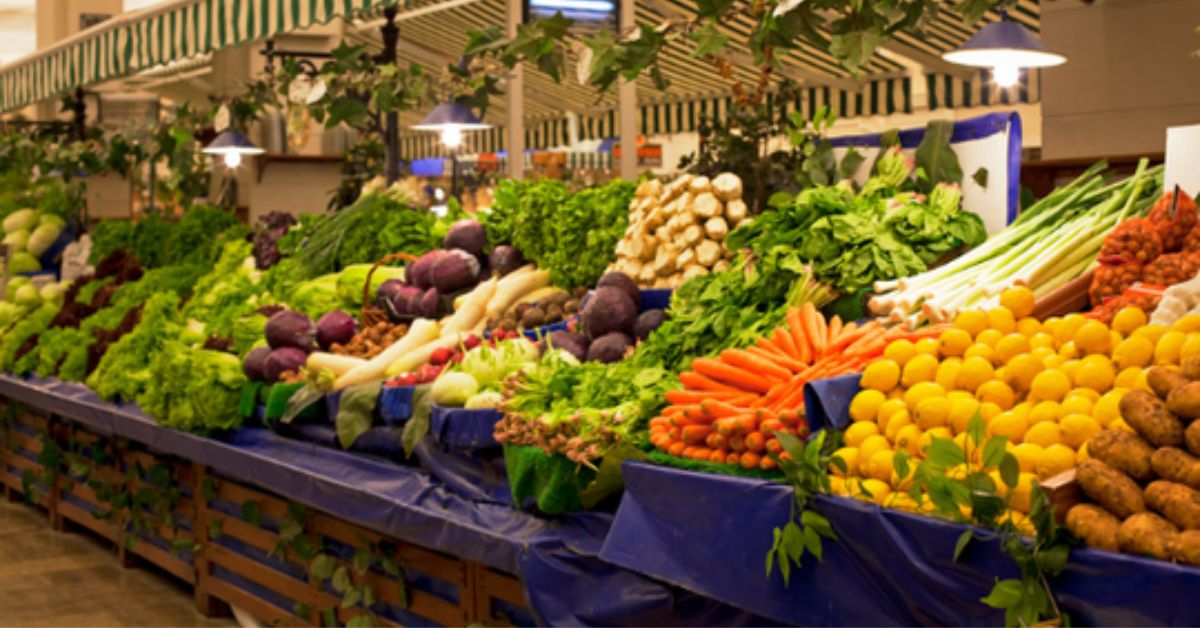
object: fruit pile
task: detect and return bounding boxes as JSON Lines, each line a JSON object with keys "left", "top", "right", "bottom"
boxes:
{"left": 1063, "top": 362, "right": 1200, "bottom": 565}
{"left": 833, "top": 286, "right": 1199, "bottom": 513}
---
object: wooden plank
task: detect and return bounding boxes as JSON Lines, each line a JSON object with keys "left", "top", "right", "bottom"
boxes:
{"left": 7, "top": 454, "right": 43, "bottom": 473}
{"left": 214, "top": 479, "right": 290, "bottom": 521}
{"left": 9, "top": 431, "right": 42, "bottom": 454}
{"left": 58, "top": 500, "right": 119, "bottom": 541}
{"left": 309, "top": 511, "right": 465, "bottom": 585}
{"left": 209, "top": 510, "right": 280, "bottom": 555}
{"left": 15, "top": 413, "right": 48, "bottom": 430}
{"left": 318, "top": 588, "right": 464, "bottom": 627}
{"left": 207, "top": 579, "right": 312, "bottom": 626}
{"left": 126, "top": 536, "right": 196, "bottom": 584}
{"left": 479, "top": 567, "right": 528, "bottom": 608}
{"left": 208, "top": 545, "right": 316, "bottom": 605}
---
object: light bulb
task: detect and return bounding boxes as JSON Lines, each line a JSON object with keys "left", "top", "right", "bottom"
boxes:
{"left": 441, "top": 126, "right": 463, "bottom": 149}
{"left": 992, "top": 64, "right": 1019, "bottom": 88}
{"left": 223, "top": 152, "right": 242, "bottom": 169}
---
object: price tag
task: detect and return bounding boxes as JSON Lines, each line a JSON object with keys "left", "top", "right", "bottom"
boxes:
{"left": 61, "top": 235, "right": 92, "bottom": 281}
{"left": 1165, "top": 124, "right": 1200, "bottom": 199}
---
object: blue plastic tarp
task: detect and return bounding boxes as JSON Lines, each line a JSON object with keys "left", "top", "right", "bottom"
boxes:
{"left": 602, "top": 461, "right": 1200, "bottom": 626}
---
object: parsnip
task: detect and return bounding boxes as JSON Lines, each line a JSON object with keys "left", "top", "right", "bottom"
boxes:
{"left": 441, "top": 276, "right": 498, "bottom": 337}
{"left": 486, "top": 268, "right": 551, "bottom": 319}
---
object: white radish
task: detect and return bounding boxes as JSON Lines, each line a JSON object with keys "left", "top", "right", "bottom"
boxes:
{"left": 306, "top": 352, "right": 367, "bottom": 377}
{"left": 334, "top": 318, "right": 440, "bottom": 389}
{"left": 485, "top": 268, "right": 551, "bottom": 319}
{"left": 441, "top": 276, "right": 498, "bottom": 337}
{"left": 385, "top": 334, "right": 466, "bottom": 378}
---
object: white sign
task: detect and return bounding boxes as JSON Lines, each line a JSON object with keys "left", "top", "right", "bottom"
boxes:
{"left": 1165, "top": 124, "right": 1200, "bottom": 199}
{"left": 60, "top": 235, "right": 93, "bottom": 282}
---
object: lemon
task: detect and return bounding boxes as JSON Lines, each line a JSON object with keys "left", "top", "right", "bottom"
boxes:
{"left": 861, "top": 359, "right": 902, "bottom": 393}
{"left": 1076, "top": 442, "right": 1090, "bottom": 464}
{"left": 1058, "top": 341, "right": 1079, "bottom": 360}
{"left": 940, "top": 328, "right": 973, "bottom": 358}
{"left": 1008, "top": 472, "right": 1038, "bottom": 512}
{"left": 954, "top": 310, "right": 989, "bottom": 338}
{"left": 1134, "top": 369, "right": 1152, "bottom": 393}
{"left": 954, "top": 433, "right": 984, "bottom": 462}
{"left": 989, "top": 411, "right": 1028, "bottom": 442}
{"left": 964, "top": 343, "right": 996, "bottom": 363}
{"left": 1042, "top": 317, "right": 1061, "bottom": 339}
{"left": 884, "top": 492, "right": 919, "bottom": 512}
{"left": 1029, "top": 401, "right": 1062, "bottom": 424}
{"left": 1113, "top": 336, "right": 1154, "bottom": 370}
{"left": 1005, "top": 354, "right": 1043, "bottom": 392}
{"left": 1181, "top": 334, "right": 1200, "bottom": 362}
{"left": 914, "top": 397, "right": 951, "bottom": 430}
{"left": 1060, "top": 413, "right": 1102, "bottom": 448}
{"left": 935, "top": 358, "right": 963, "bottom": 391}
{"left": 1061, "top": 359, "right": 1082, "bottom": 383}
{"left": 1029, "top": 332, "right": 1054, "bottom": 350}
{"left": 875, "top": 398, "right": 908, "bottom": 429}
{"left": 831, "top": 447, "right": 858, "bottom": 476}
{"left": 1133, "top": 324, "right": 1169, "bottom": 346}
{"left": 948, "top": 397, "right": 981, "bottom": 434}
{"left": 998, "top": 286, "right": 1033, "bottom": 316}
{"left": 901, "top": 353, "right": 940, "bottom": 387}
{"left": 1042, "top": 354, "right": 1067, "bottom": 370}
{"left": 1030, "top": 369, "right": 1071, "bottom": 402}
{"left": 904, "top": 381, "right": 946, "bottom": 411}
{"left": 1016, "top": 317, "right": 1042, "bottom": 337}
{"left": 987, "top": 307, "right": 1018, "bottom": 334}
{"left": 1111, "top": 330, "right": 1125, "bottom": 351}
{"left": 884, "top": 339, "right": 918, "bottom": 367}
{"left": 895, "top": 424, "right": 924, "bottom": 456}
{"left": 1054, "top": 314, "right": 1087, "bottom": 347}
{"left": 866, "top": 450, "right": 896, "bottom": 482}
{"left": 914, "top": 337, "right": 941, "bottom": 357}
{"left": 1172, "top": 313, "right": 1200, "bottom": 333}
{"left": 1074, "top": 320, "right": 1111, "bottom": 355}
{"left": 888, "top": 388, "right": 905, "bottom": 400}
{"left": 1036, "top": 443, "right": 1076, "bottom": 479}
{"left": 1069, "top": 387, "right": 1101, "bottom": 402}
{"left": 858, "top": 478, "right": 891, "bottom": 505}
{"left": 884, "top": 410, "right": 914, "bottom": 441}
{"left": 1060, "top": 394, "right": 1094, "bottom": 417}
{"left": 979, "top": 401, "right": 1003, "bottom": 422}
{"left": 1110, "top": 417, "right": 1137, "bottom": 434}
{"left": 1010, "top": 443, "right": 1044, "bottom": 473}
{"left": 1156, "top": 331, "right": 1187, "bottom": 365}
{"left": 994, "top": 367, "right": 1009, "bottom": 386}
{"left": 857, "top": 435, "right": 891, "bottom": 474}
{"left": 918, "top": 427, "right": 954, "bottom": 454}
{"left": 828, "top": 476, "right": 848, "bottom": 496}
{"left": 1111, "top": 306, "right": 1148, "bottom": 335}
{"left": 1074, "top": 355, "right": 1116, "bottom": 392}
{"left": 994, "top": 333, "right": 1031, "bottom": 364}
{"left": 1025, "top": 421, "right": 1063, "bottom": 448}
{"left": 845, "top": 421, "right": 881, "bottom": 447}
{"left": 1093, "top": 390, "right": 1123, "bottom": 426}
{"left": 977, "top": 380, "right": 1016, "bottom": 410}
{"left": 1012, "top": 401, "right": 1031, "bottom": 422}
{"left": 957, "top": 356, "right": 995, "bottom": 393}
{"left": 1031, "top": 346, "right": 1056, "bottom": 361}
{"left": 976, "top": 329, "right": 1004, "bottom": 349}
{"left": 849, "top": 389, "right": 887, "bottom": 422}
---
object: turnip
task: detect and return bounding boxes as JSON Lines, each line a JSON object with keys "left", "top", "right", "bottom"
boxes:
{"left": 265, "top": 310, "right": 317, "bottom": 351}
{"left": 263, "top": 347, "right": 308, "bottom": 383}
{"left": 316, "top": 311, "right": 357, "bottom": 350}
{"left": 443, "top": 220, "right": 488, "bottom": 257}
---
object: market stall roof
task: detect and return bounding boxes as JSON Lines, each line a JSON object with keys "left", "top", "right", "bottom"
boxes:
{"left": 0, "top": 0, "right": 405, "bottom": 112}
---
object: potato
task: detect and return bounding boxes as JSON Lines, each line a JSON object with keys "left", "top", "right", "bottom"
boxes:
{"left": 1170, "top": 530, "right": 1200, "bottom": 566}
{"left": 651, "top": 276, "right": 670, "bottom": 289}
{"left": 1168, "top": 381, "right": 1200, "bottom": 419}
{"left": 668, "top": 273, "right": 685, "bottom": 289}
{"left": 688, "top": 175, "right": 711, "bottom": 194}
{"left": 681, "top": 264, "right": 708, "bottom": 282}
{"left": 682, "top": 224, "right": 704, "bottom": 247}
{"left": 725, "top": 198, "right": 748, "bottom": 223}
{"left": 1077, "top": 459, "right": 1146, "bottom": 518}
{"left": 1088, "top": 430, "right": 1156, "bottom": 481}
{"left": 625, "top": 259, "right": 643, "bottom": 280}
{"left": 693, "top": 192, "right": 722, "bottom": 219}
{"left": 1065, "top": 504, "right": 1120, "bottom": 551}
{"left": 662, "top": 174, "right": 691, "bottom": 201}
{"left": 1120, "top": 390, "right": 1186, "bottom": 447}
{"left": 1148, "top": 366, "right": 1189, "bottom": 401}
{"left": 654, "top": 245, "right": 678, "bottom": 277}
{"left": 1183, "top": 356, "right": 1200, "bottom": 380}
{"left": 1145, "top": 480, "right": 1200, "bottom": 529}
{"left": 695, "top": 240, "right": 722, "bottom": 267}
{"left": 637, "top": 263, "right": 656, "bottom": 286}
{"left": 1152, "top": 447, "right": 1200, "bottom": 490}
{"left": 711, "top": 259, "right": 731, "bottom": 273}
{"left": 704, "top": 217, "right": 728, "bottom": 240}
{"left": 711, "top": 172, "right": 742, "bottom": 201}
{"left": 1188, "top": 420, "right": 1200, "bottom": 457}
{"left": 635, "top": 180, "right": 654, "bottom": 199}
{"left": 1118, "top": 512, "right": 1179, "bottom": 559}
{"left": 654, "top": 225, "right": 671, "bottom": 244}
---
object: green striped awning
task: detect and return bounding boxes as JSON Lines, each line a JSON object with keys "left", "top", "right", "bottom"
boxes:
{"left": 0, "top": 0, "right": 403, "bottom": 112}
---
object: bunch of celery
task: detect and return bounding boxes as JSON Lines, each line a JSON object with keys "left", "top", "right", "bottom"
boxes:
{"left": 870, "top": 161, "right": 1163, "bottom": 323}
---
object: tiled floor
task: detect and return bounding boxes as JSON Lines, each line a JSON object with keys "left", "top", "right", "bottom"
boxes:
{"left": 0, "top": 500, "right": 235, "bottom": 627}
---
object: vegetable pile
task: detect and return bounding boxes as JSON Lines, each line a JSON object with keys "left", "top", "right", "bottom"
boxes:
{"left": 1, "top": 206, "right": 66, "bottom": 275}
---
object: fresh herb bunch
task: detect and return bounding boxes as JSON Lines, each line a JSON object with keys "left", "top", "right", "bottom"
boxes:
{"left": 766, "top": 430, "right": 842, "bottom": 585}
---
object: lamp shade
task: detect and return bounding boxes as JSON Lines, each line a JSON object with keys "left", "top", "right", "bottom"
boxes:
{"left": 411, "top": 102, "right": 490, "bottom": 131}
{"left": 201, "top": 129, "right": 266, "bottom": 156}
{"left": 942, "top": 17, "right": 1066, "bottom": 69}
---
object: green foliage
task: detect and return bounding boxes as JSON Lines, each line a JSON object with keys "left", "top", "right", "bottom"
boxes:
{"left": 766, "top": 430, "right": 840, "bottom": 584}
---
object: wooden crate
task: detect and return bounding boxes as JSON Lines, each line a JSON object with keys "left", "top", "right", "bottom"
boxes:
{"left": 467, "top": 561, "right": 532, "bottom": 626}
{"left": 117, "top": 448, "right": 197, "bottom": 585}
{"left": 53, "top": 424, "right": 122, "bottom": 543}
{"left": 1, "top": 411, "right": 53, "bottom": 510}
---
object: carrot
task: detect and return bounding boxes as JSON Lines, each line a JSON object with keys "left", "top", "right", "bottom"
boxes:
{"left": 845, "top": 327, "right": 888, "bottom": 356}
{"left": 705, "top": 432, "right": 727, "bottom": 450}
{"left": 800, "top": 303, "right": 826, "bottom": 357}
{"left": 813, "top": 307, "right": 828, "bottom": 356}
{"left": 662, "top": 406, "right": 685, "bottom": 417}
{"left": 757, "top": 337, "right": 787, "bottom": 356}
{"left": 678, "top": 371, "right": 742, "bottom": 393}
{"left": 786, "top": 308, "right": 812, "bottom": 363}
{"left": 829, "top": 321, "right": 860, "bottom": 352}
{"left": 650, "top": 434, "right": 669, "bottom": 448}
{"left": 649, "top": 416, "right": 669, "bottom": 429}
{"left": 778, "top": 409, "right": 801, "bottom": 427}
{"left": 667, "top": 441, "right": 685, "bottom": 457}
{"left": 740, "top": 452, "right": 762, "bottom": 470}
{"left": 744, "top": 432, "right": 766, "bottom": 453}
{"left": 691, "top": 358, "right": 773, "bottom": 393}
{"left": 682, "top": 425, "right": 713, "bottom": 445}
{"left": 773, "top": 382, "right": 808, "bottom": 413}
{"left": 665, "top": 389, "right": 743, "bottom": 405}
{"left": 688, "top": 447, "right": 712, "bottom": 461}
{"left": 760, "top": 418, "right": 785, "bottom": 435}
{"left": 735, "top": 414, "right": 758, "bottom": 435}
{"left": 709, "top": 449, "right": 728, "bottom": 464}
{"left": 758, "top": 381, "right": 789, "bottom": 408}
{"left": 714, "top": 417, "right": 739, "bottom": 436}
{"left": 683, "top": 446, "right": 698, "bottom": 459}
{"left": 827, "top": 315, "right": 843, "bottom": 348}
{"left": 760, "top": 456, "right": 778, "bottom": 471}
{"left": 728, "top": 435, "right": 745, "bottom": 452}
{"left": 747, "top": 345, "right": 806, "bottom": 374}
{"left": 772, "top": 327, "right": 802, "bottom": 361}
{"left": 720, "top": 348, "right": 792, "bottom": 382}
{"left": 726, "top": 392, "right": 760, "bottom": 407}
{"left": 726, "top": 452, "right": 741, "bottom": 465}
{"left": 701, "top": 399, "right": 751, "bottom": 420}
{"left": 765, "top": 438, "right": 783, "bottom": 455}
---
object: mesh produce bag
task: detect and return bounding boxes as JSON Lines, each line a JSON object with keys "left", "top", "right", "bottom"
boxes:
{"left": 1100, "top": 218, "right": 1162, "bottom": 265}
{"left": 1142, "top": 253, "right": 1200, "bottom": 287}
{"left": 1148, "top": 188, "right": 1198, "bottom": 252}
{"left": 1089, "top": 261, "right": 1143, "bottom": 307}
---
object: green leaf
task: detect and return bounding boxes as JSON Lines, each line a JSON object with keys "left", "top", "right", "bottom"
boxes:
{"left": 347, "top": 614, "right": 373, "bottom": 628}
{"left": 401, "top": 384, "right": 434, "bottom": 458}
{"left": 914, "top": 120, "right": 964, "bottom": 190}
{"left": 291, "top": 534, "right": 315, "bottom": 562}
{"left": 310, "top": 553, "right": 337, "bottom": 580}
{"left": 957, "top": 0, "right": 994, "bottom": 25}
{"left": 1036, "top": 543, "right": 1070, "bottom": 577}
{"left": 782, "top": 521, "right": 804, "bottom": 562}
{"left": 241, "top": 500, "right": 261, "bottom": 526}
{"left": 802, "top": 525, "right": 824, "bottom": 562}
{"left": 322, "top": 608, "right": 336, "bottom": 627}
{"left": 362, "top": 583, "right": 377, "bottom": 607}
{"left": 695, "top": 0, "right": 734, "bottom": 19}
{"left": 690, "top": 22, "right": 729, "bottom": 58}
{"left": 200, "top": 477, "right": 217, "bottom": 502}
{"left": 972, "top": 167, "right": 989, "bottom": 189}
{"left": 337, "top": 381, "right": 382, "bottom": 449}
{"left": 380, "top": 556, "right": 401, "bottom": 578}
{"left": 829, "top": 27, "right": 887, "bottom": 70}
{"left": 981, "top": 578, "right": 1024, "bottom": 609}
{"left": 331, "top": 565, "right": 351, "bottom": 593}
{"left": 893, "top": 450, "right": 910, "bottom": 482}
{"left": 839, "top": 148, "right": 866, "bottom": 179}
{"left": 342, "top": 586, "right": 362, "bottom": 609}
{"left": 581, "top": 444, "right": 645, "bottom": 509}
{"left": 966, "top": 412, "right": 986, "bottom": 450}
{"left": 800, "top": 510, "right": 836, "bottom": 539}
{"left": 925, "top": 437, "right": 965, "bottom": 468}
{"left": 982, "top": 436, "right": 1008, "bottom": 468}
{"left": 292, "top": 602, "right": 312, "bottom": 619}
{"left": 325, "top": 98, "right": 369, "bottom": 129}
{"left": 953, "top": 529, "right": 973, "bottom": 562}
{"left": 353, "top": 548, "right": 372, "bottom": 576}
{"left": 207, "top": 519, "right": 223, "bottom": 540}
{"left": 999, "top": 453, "right": 1020, "bottom": 490}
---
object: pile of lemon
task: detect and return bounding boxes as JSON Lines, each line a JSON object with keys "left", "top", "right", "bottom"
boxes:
{"left": 833, "top": 286, "right": 1200, "bottom": 516}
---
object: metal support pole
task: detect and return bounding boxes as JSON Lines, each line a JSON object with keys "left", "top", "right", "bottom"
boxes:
{"left": 617, "top": 0, "right": 637, "bottom": 180}
{"left": 505, "top": 0, "right": 525, "bottom": 180}
{"left": 72, "top": 88, "right": 86, "bottom": 142}
{"left": 379, "top": 8, "right": 401, "bottom": 184}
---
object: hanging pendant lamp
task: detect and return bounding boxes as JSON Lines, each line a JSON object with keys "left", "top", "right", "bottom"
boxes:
{"left": 942, "top": 11, "right": 1066, "bottom": 88}
{"left": 412, "top": 102, "right": 490, "bottom": 149}
{"left": 202, "top": 129, "right": 265, "bottom": 169}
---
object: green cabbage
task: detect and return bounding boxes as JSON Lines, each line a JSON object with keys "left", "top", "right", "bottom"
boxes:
{"left": 2, "top": 208, "right": 37, "bottom": 234}
{"left": 7, "top": 251, "right": 40, "bottom": 274}
{"left": 3, "top": 229, "right": 29, "bottom": 251}
{"left": 5, "top": 276, "right": 29, "bottom": 301}
{"left": 431, "top": 371, "right": 480, "bottom": 407}
{"left": 26, "top": 223, "right": 62, "bottom": 256}
{"left": 13, "top": 284, "right": 41, "bottom": 309}
{"left": 336, "top": 264, "right": 407, "bottom": 310}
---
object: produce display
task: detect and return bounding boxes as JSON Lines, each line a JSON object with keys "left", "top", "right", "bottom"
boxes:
{"left": 1, "top": 206, "right": 66, "bottom": 275}
{"left": 429, "top": 336, "right": 541, "bottom": 409}
{"left": 608, "top": 173, "right": 743, "bottom": 288}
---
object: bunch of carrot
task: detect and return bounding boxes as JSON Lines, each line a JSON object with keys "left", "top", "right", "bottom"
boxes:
{"left": 649, "top": 303, "right": 947, "bottom": 470}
